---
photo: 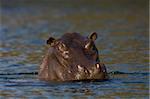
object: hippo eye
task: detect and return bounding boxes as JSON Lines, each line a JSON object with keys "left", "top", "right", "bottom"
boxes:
{"left": 57, "top": 42, "right": 69, "bottom": 59}
{"left": 58, "top": 42, "right": 67, "bottom": 52}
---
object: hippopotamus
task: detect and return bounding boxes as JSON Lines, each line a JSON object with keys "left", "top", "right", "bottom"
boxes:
{"left": 39, "top": 32, "right": 108, "bottom": 82}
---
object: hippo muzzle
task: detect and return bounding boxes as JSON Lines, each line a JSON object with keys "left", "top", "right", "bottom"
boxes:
{"left": 39, "top": 32, "right": 108, "bottom": 82}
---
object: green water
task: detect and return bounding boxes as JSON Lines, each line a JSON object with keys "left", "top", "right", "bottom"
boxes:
{"left": 0, "top": 0, "right": 149, "bottom": 98}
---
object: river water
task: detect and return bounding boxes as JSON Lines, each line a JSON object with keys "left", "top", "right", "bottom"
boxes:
{"left": 0, "top": 0, "right": 149, "bottom": 98}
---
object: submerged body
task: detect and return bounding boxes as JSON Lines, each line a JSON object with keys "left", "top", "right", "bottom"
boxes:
{"left": 39, "top": 32, "right": 108, "bottom": 82}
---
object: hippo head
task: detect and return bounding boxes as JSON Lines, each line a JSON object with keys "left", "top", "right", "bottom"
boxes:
{"left": 39, "top": 32, "right": 108, "bottom": 82}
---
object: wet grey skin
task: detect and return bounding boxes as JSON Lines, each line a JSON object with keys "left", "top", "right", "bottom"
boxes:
{"left": 39, "top": 32, "right": 108, "bottom": 82}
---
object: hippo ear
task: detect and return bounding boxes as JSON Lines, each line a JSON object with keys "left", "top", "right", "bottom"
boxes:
{"left": 88, "top": 32, "right": 97, "bottom": 41}
{"left": 46, "top": 37, "right": 56, "bottom": 46}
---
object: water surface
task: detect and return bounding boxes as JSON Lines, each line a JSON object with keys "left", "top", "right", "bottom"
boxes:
{"left": 0, "top": 0, "right": 149, "bottom": 98}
